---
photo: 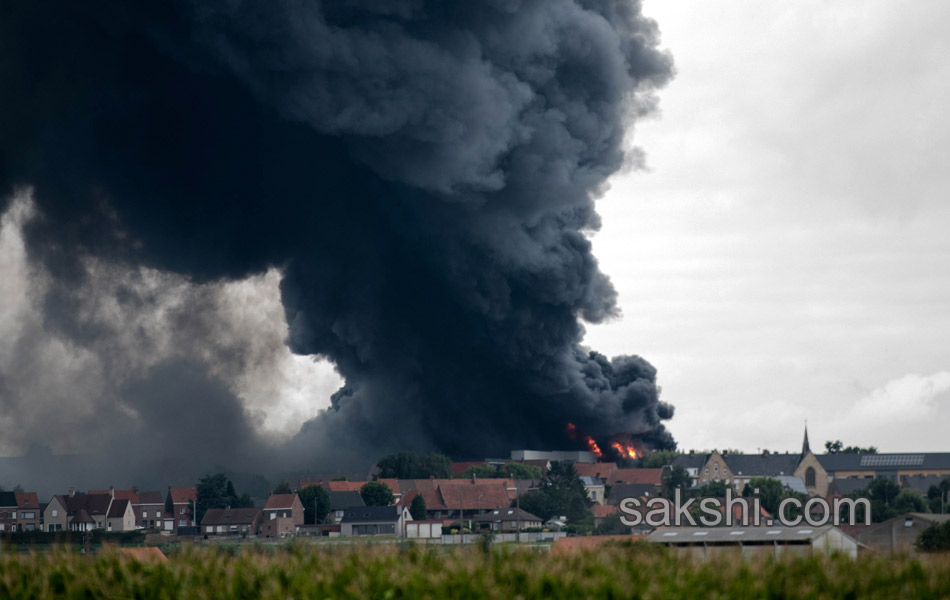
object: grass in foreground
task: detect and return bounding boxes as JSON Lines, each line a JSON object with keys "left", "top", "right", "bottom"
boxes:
{"left": 0, "top": 541, "right": 948, "bottom": 599}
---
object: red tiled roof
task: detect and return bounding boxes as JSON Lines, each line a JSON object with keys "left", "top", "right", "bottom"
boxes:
{"left": 607, "top": 468, "right": 662, "bottom": 485}
{"left": 89, "top": 489, "right": 140, "bottom": 504}
{"left": 15, "top": 492, "right": 39, "bottom": 509}
{"left": 168, "top": 487, "right": 196, "bottom": 504}
{"left": 264, "top": 494, "right": 299, "bottom": 510}
{"left": 135, "top": 491, "right": 164, "bottom": 505}
{"left": 593, "top": 504, "right": 618, "bottom": 518}
{"left": 326, "top": 481, "right": 364, "bottom": 493}
{"left": 574, "top": 463, "right": 617, "bottom": 480}
{"left": 438, "top": 483, "right": 512, "bottom": 511}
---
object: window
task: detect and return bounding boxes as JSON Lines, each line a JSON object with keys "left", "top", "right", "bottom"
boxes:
{"left": 805, "top": 467, "right": 816, "bottom": 488}
{"left": 52, "top": 509, "right": 58, "bottom": 517}
{"left": 143, "top": 511, "right": 147, "bottom": 518}
{"left": 705, "top": 469, "right": 709, "bottom": 476}
{"left": 180, "top": 507, "right": 186, "bottom": 514}
{"left": 206, "top": 526, "right": 213, "bottom": 532}
{"left": 22, "top": 512, "right": 35, "bottom": 519}
{"left": 155, "top": 511, "right": 161, "bottom": 518}
{"left": 270, "top": 513, "right": 276, "bottom": 520}
{"left": 179, "top": 519, "right": 188, "bottom": 527}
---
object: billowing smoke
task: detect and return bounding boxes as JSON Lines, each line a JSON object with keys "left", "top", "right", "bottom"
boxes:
{"left": 1, "top": 0, "right": 675, "bottom": 482}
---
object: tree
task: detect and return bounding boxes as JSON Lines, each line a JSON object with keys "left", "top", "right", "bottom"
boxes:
{"left": 595, "top": 512, "right": 632, "bottom": 535}
{"left": 195, "top": 473, "right": 249, "bottom": 524}
{"left": 361, "top": 481, "right": 394, "bottom": 507}
{"left": 687, "top": 480, "right": 731, "bottom": 499}
{"left": 409, "top": 494, "right": 428, "bottom": 520}
{"left": 845, "top": 477, "right": 902, "bottom": 523}
{"left": 273, "top": 481, "right": 293, "bottom": 494}
{"left": 461, "top": 465, "right": 504, "bottom": 479}
{"left": 742, "top": 477, "right": 785, "bottom": 515}
{"left": 661, "top": 465, "right": 692, "bottom": 499}
{"left": 516, "top": 461, "right": 592, "bottom": 525}
{"left": 917, "top": 520, "right": 950, "bottom": 552}
{"left": 892, "top": 489, "right": 927, "bottom": 514}
{"left": 927, "top": 478, "right": 950, "bottom": 514}
{"left": 518, "top": 490, "right": 553, "bottom": 522}
{"left": 641, "top": 450, "right": 680, "bottom": 469}
{"left": 376, "top": 451, "right": 452, "bottom": 479}
{"left": 824, "top": 440, "right": 877, "bottom": 454}
{"left": 298, "top": 485, "right": 331, "bottom": 524}
{"left": 504, "top": 463, "right": 543, "bottom": 480}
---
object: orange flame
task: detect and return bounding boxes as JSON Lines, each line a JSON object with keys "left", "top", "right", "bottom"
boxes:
{"left": 611, "top": 441, "right": 640, "bottom": 460}
{"left": 584, "top": 436, "right": 603, "bottom": 459}
{"left": 566, "top": 422, "right": 603, "bottom": 459}
{"left": 565, "top": 422, "right": 578, "bottom": 440}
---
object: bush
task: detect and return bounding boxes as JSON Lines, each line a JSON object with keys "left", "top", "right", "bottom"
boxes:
{"left": 917, "top": 520, "right": 950, "bottom": 552}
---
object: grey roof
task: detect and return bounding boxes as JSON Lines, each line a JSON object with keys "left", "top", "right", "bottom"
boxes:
{"left": 829, "top": 478, "right": 873, "bottom": 496}
{"left": 646, "top": 525, "right": 847, "bottom": 544}
{"left": 107, "top": 498, "right": 130, "bottom": 518}
{"left": 470, "top": 507, "right": 542, "bottom": 523}
{"left": 200, "top": 507, "right": 261, "bottom": 526}
{"left": 672, "top": 454, "right": 708, "bottom": 470}
{"left": 329, "top": 491, "right": 364, "bottom": 511}
{"left": 341, "top": 505, "right": 402, "bottom": 524}
{"left": 579, "top": 476, "right": 603, "bottom": 487}
{"left": 608, "top": 483, "right": 658, "bottom": 504}
{"left": 818, "top": 453, "right": 950, "bottom": 472}
{"left": 859, "top": 513, "right": 950, "bottom": 537}
{"left": 901, "top": 474, "right": 949, "bottom": 494}
{"left": 0, "top": 492, "right": 17, "bottom": 507}
{"left": 774, "top": 476, "right": 808, "bottom": 495}
{"left": 722, "top": 454, "right": 801, "bottom": 478}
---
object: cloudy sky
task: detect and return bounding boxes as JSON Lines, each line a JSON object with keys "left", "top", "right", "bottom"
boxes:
{"left": 586, "top": 0, "right": 950, "bottom": 453}
{"left": 2, "top": 1, "right": 948, "bottom": 461}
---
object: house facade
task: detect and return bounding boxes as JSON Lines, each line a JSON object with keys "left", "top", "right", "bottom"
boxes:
{"left": 133, "top": 491, "right": 166, "bottom": 530}
{"left": 263, "top": 493, "right": 304, "bottom": 526}
{"left": 106, "top": 498, "right": 136, "bottom": 532}
{"left": 1, "top": 492, "right": 41, "bottom": 532}
{"left": 200, "top": 507, "right": 263, "bottom": 536}
{"left": 165, "top": 487, "right": 197, "bottom": 532}
{"left": 43, "top": 489, "right": 116, "bottom": 532}
{"left": 340, "top": 505, "right": 411, "bottom": 537}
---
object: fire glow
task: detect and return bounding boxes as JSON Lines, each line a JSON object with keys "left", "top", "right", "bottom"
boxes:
{"left": 611, "top": 441, "right": 639, "bottom": 460}
{"left": 566, "top": 423, "right": 643, "bottom": 462}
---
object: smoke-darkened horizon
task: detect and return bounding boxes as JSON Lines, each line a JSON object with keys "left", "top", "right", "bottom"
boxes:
{"left": 0, "top": 0, "right": 675, "bottom": 487}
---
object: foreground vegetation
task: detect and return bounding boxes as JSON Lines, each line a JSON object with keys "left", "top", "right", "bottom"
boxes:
{"left": 0, "top": 542, "right": 948, "bottom": 599}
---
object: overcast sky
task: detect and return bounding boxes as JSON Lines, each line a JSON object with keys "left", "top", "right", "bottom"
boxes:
{"left": 2, "top": 2, "right": 948, "bottom": 460}
{"left": 586, "top": 0, "right": 950, "bottom": 453}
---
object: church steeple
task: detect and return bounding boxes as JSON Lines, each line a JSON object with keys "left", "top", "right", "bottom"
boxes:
{"left": 801, "top": 423, "right": 811, "bottom": 456}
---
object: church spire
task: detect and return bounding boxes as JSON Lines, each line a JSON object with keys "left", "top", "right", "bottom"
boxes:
{"left": 802, "top": 422, "right": 811, "bottom": 455}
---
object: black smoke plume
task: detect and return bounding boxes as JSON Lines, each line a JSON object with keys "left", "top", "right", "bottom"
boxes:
{"left": 0, "top": 0, "right": 675, "bottom": 476}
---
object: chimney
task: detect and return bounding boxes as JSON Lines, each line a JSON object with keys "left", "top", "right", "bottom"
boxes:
{"left": 68, "top": 487, "right": 75, "bottom": 498}
{"left": 109, "top": 486, "right": 115, "bottom": 499}
{"left": 689, "top": 449, "right": 695, "bottom": 456}
{"left": 763, "top": 449, "right": 770, "bottom": 456}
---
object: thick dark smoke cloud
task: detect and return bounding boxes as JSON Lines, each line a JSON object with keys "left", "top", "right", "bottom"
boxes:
{"left": 1, "top": 0, "right": 675, "bottom": 477}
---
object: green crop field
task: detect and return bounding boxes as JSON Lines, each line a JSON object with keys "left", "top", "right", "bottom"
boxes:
{"left": 1, "top": 541, "right": 948, "bottom": 599}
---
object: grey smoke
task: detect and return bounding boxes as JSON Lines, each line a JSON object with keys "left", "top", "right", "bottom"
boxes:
{"left": 0, "top": 0, "right": 676, "bottom": 490}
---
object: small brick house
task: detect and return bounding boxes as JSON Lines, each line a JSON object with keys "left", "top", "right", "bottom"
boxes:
{"left": 263, "top": 493, "right": 304, "bottom": 526}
